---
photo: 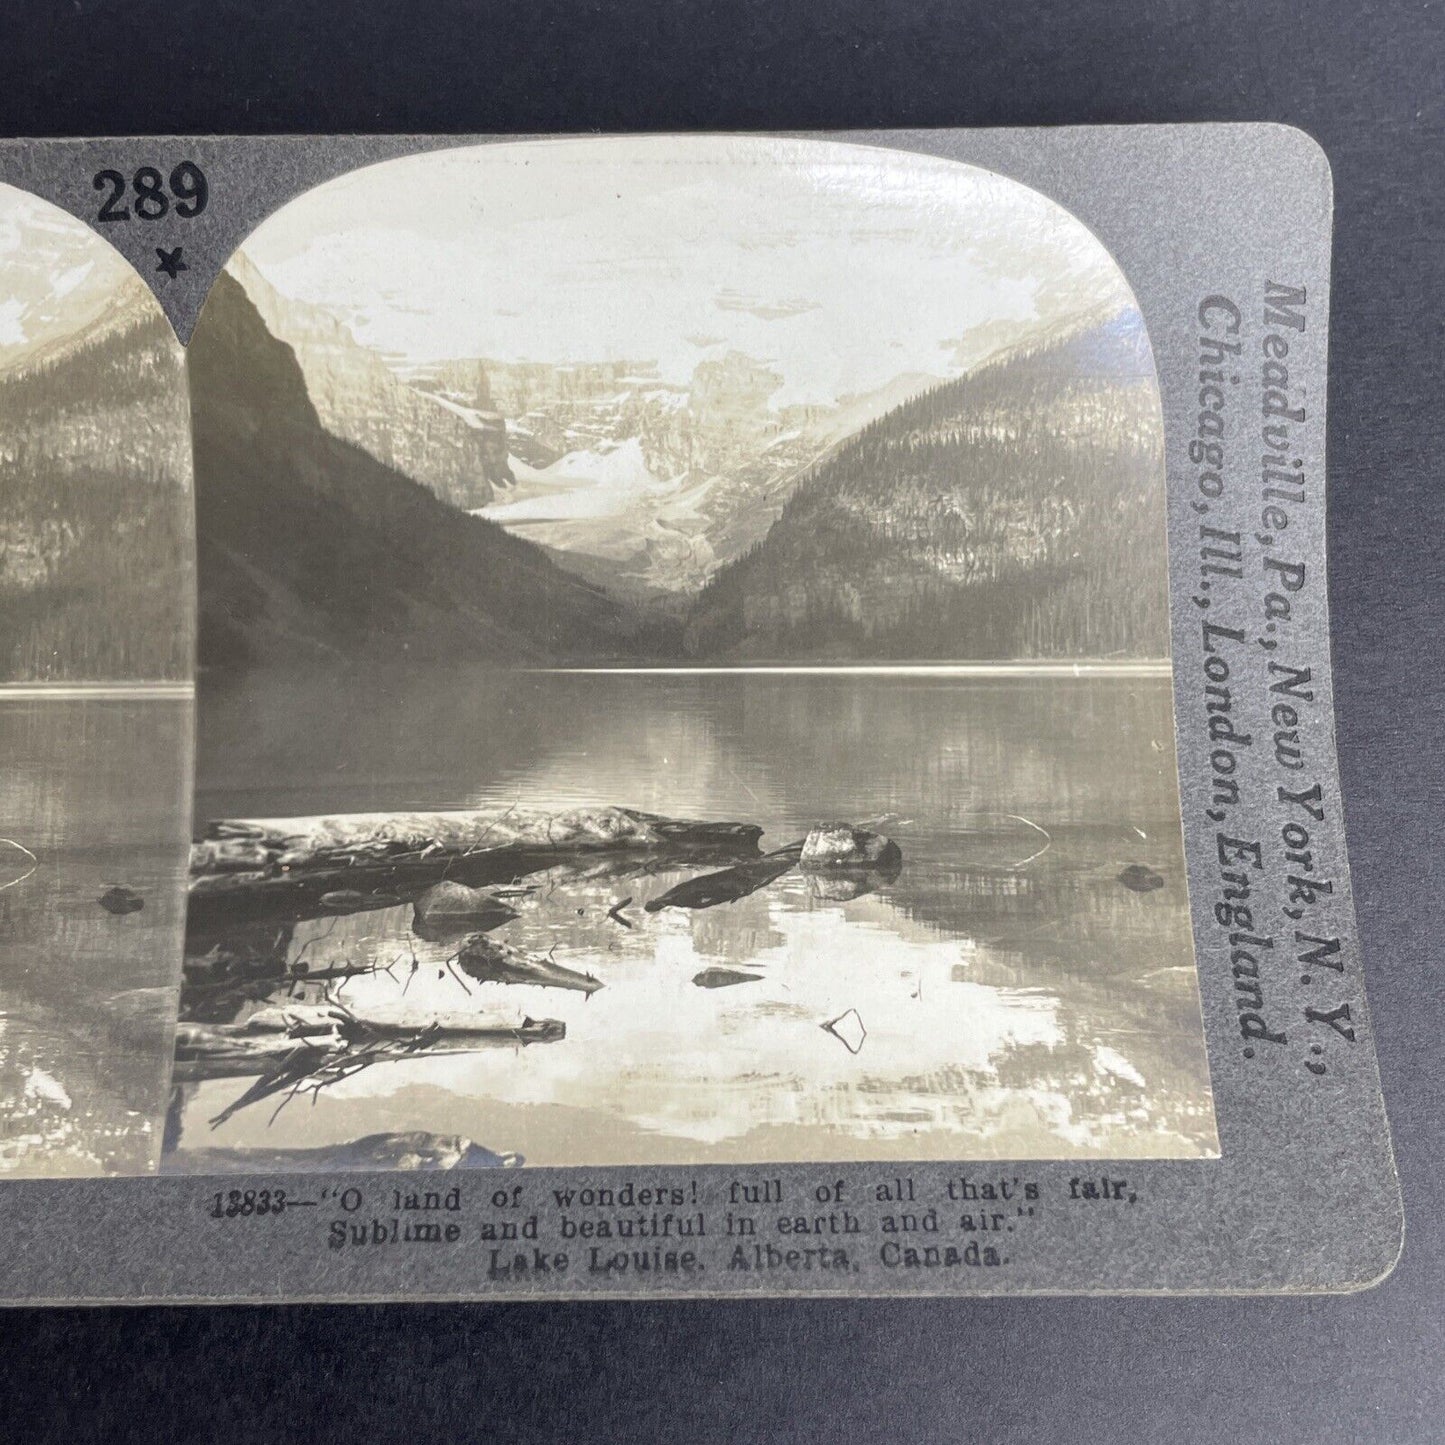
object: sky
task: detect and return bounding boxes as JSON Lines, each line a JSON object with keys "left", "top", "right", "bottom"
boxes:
{"left": 240, "top": 136, "right": 1136, "bottom": 410}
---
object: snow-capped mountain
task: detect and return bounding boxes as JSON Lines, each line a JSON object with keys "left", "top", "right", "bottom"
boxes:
{"left": 227, "top": 232, "right": 1149, "bottom": 607}
{"left": 226, "top": 251, "right": 514, "bottom": 511}
{"left": 402, "top": 349, "right": 948, "bottom": 594}
{"left": 0, "top": 191, "right": 147, "bottom": 375}
{"left": 227, "top": 252, "right": 956, "bottom": 596}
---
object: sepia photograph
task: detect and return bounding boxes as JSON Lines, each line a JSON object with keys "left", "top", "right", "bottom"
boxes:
{"left": 167, "top": 137, "right": 1218, "bottom": 1173}
{"left": 0, "top": 0, "right": 1433, "bottom": 1425}
{"left": 0, "top": 139, "right": 1220, "bottom": 1179}
{"left": 0, "top": 183, "right": 193, "bottom": 1176}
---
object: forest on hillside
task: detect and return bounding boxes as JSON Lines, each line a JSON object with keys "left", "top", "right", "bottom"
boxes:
{"left": 0, "top": 307, "right": 194, "bottom": 682}
{"left": 684, "top": 310, "right": 1170, "bottom": 662}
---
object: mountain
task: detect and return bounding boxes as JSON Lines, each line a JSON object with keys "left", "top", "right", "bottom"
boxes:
{"left": 404, "top": 356, "right": 665, "bottom": 473}
{"left": 0, "top": 198, "right": 148, "bottom": 372}
{"left": 684, "top": 307, "right": 1169, "bottom": 661}
{"left": 0, "top": 286, "right": 193, "bottom": 681}
{"left": 443, "top": 350, "right": 945, "bottom": 595}
{"left": 226, "top": 253, "right": 513, "bottom": 511}
{"left": 190, "top": 271, "right": 673, "bottom": 670}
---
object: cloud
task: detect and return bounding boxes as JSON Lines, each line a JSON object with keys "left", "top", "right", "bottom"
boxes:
{"left": 713, "top": 290, "right": 824, "bottom": 321}
{"left": 241, "top": 136, "right": 1135, "bottom": 409}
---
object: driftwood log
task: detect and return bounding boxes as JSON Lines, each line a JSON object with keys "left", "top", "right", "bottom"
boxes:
{"left": 172, "top": 1008, "right": 565, "bottom": 1083}
{"left": 187, "top": 805, "right": 764, "bottom": 929}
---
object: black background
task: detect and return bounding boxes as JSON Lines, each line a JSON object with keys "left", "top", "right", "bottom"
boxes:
{"left": 2, "top": 3, "right": 1442, "bottom": 1440}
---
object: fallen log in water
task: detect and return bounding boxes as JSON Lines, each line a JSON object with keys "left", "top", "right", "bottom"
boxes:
{"left": 172, "top": 1031, "right": 332, "bottom": 1081}
{"left": 194, "top": 1005, "right": 565, "bottom": 1043}
{"left": 174, "top": 1004, "right": 567, "bottom": 1126}
{"left": 187, "top": 806, "right": 764, "bottom": 930}
{"left": 196, "top": 805, "right": 763, "bottom": 866}
{"left": 172, "top": 1009, "right": 565, "bottom": 1083}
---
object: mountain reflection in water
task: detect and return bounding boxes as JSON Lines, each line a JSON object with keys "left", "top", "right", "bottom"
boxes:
{"left": 0, "top": 696, "right": 189, "bottom": 1175}
{"left": 170, "top": 668, "right": 1219, "bottom": 1167}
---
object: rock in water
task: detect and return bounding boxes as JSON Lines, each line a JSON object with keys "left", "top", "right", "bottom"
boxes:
{"left": 317, "top": 889, "right": 401, "bottom": 914}
{"left": 457, "top": 935, "right": 603, "bottom": 995}
{"left": 413, "top": 880, "right": 520, "bottom": 937}
{"left": 693, "top": 968, "right": 763, "bottom": 989}
{"left": 800, "top": 824, "right": 902, "bottom": 871}
{"left": 98, "top": 885, "right": 144, "bottom": 915}
{"left": 1118, "top": 864, "right": 1165, "bottom": 893}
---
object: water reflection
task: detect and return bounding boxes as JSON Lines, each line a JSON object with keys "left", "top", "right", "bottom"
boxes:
{"left": 170, "top": 669, "right": 1219, "bottom": 1166}
{"left": 0, "top": 696, "right": 190, "bottom": 1175}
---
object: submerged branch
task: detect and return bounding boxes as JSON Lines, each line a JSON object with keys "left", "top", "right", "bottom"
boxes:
{"left": 645, "top": 824, "right": 904, "bottom": 913}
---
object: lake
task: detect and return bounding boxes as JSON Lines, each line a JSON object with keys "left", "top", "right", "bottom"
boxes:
{"left": 0, "top": 692, "right": 190, "bottom": 1175}
{"left": 168, "top": 667, "right": 1219, "bottom": 1169}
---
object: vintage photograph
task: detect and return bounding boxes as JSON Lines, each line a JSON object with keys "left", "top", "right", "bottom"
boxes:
{"left": 0, "top": 183, "right": 193, "bottom": 1176}
{"left": 168, "top": 137, "right": 1219, "bottom": 1172}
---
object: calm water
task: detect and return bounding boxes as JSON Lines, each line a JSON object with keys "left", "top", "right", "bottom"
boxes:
{"left": 0, "top": 694, "right": 190, "bottom": 1175}
{"left": 169, "top": 668, "right": 1219, "bottom": 1168}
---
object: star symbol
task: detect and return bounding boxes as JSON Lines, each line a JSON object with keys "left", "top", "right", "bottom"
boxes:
{"left": 155, "top": 246, "right": 188, "bottom": 279}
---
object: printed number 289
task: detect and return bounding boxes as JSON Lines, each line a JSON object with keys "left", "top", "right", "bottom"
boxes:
{"left": 94, "top": 163, "right": 208, "bottom": 223}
